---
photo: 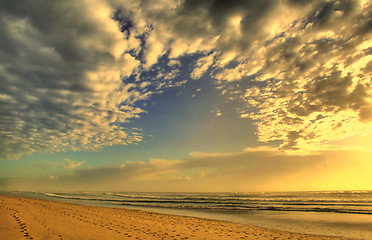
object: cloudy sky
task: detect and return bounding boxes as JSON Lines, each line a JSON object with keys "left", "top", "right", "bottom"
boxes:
{"left": 1, "top": 0, "right": 371, "bottom": 192}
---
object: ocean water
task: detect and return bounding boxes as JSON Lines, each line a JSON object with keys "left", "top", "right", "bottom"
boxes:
{"left": 3, "top": 191, "right": 372, "bottom": 239}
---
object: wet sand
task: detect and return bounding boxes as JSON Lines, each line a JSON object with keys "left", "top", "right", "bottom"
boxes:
{"left": 0, "top": 195, "right": 346, "bottom": 239}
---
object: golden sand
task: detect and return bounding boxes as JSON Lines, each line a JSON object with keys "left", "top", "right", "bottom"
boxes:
{"left": 0, "top": 195, "right": 345, "bottom": 240}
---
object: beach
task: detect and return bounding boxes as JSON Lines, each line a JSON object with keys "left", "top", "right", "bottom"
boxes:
{"left": 0, "top": 195, "right": 345, "bottom": 240}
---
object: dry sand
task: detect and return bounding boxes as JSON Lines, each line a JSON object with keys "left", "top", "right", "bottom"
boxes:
{"left": 0, "top": 195, "right": 346, "bottom": 240}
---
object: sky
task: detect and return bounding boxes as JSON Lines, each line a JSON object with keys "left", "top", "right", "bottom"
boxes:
{"left": 0, "top": 0, "right": 372, "bottom": 192}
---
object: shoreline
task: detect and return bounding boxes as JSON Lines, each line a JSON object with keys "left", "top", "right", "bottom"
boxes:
{"left": 0, "top": 195, "right": 347, "bottom": 239}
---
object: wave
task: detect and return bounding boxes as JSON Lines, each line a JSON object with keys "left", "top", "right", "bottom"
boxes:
{"left": 43, "top": 193, "right": 123, "bottom": 203}
{"left": 116, "top": 202, "right": 372, "bottom": 215}
{"left": 42, "top": 191, "right": 372, "bottom": 215}
{"left": 114, "top": 194, "right": 372, "bottom": 204}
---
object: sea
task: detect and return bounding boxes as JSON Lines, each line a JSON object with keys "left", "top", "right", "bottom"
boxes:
{"left": 2, "top": 191, "right": 372, "bottom": 239}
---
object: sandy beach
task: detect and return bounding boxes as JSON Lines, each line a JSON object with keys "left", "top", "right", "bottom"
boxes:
{"left": 0, "top": 195, "right": 346, "bottom": 240}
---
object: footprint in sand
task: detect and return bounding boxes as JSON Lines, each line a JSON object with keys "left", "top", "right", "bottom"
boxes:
{"left": 11, "top": 213, "right": 33, "bottom": 240}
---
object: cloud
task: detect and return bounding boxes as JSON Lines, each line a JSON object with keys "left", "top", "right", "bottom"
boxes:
{"left": 190, "top": 53, "right": 215, "bottom": 79}
{"left": 0, "top": 0, "right": 186, "bottom": 159}
{"left": 123, "top": 0, "right": 371, "bottom": 152}
{"left": 55, "top": 158, "right": 85, "bottom": 170}
{"left": 211, "top": 0, "right": 372, "bottom": 151}
{"left": 2, "top": 147, "right": 372, "bottom": 191}
{"left": 1, "top": 0, "right": 371, "bottom": 160}
{"left": 0, "top": 0, "right": 145, "bottom": 159}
